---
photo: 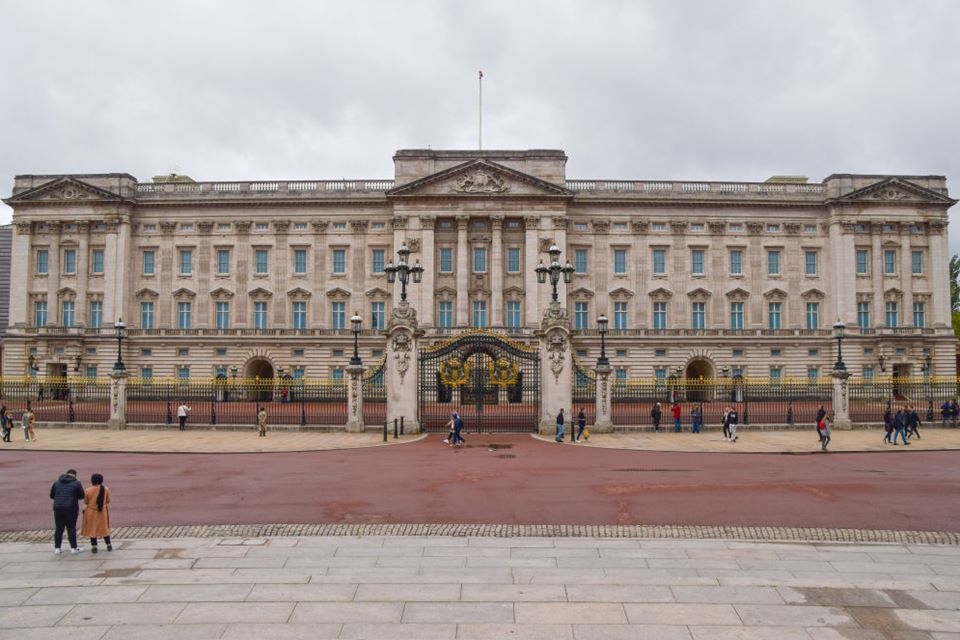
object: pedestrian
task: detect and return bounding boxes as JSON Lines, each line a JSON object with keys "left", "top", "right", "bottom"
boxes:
{"left": 555, "top": 408, "right": 565, "bottom": 443}
{"left": 257, "top": 407, "right": 268, "bottom": 437}
{"left": 0, "top": 405, "right": 9, "bottom": 443}
{"left": 50, "top": 468, "right": 85, "bottom": 555}
{"left": 819, "top": 412, "right": 832, "bottom": 452}
{"left": 941, "top": 400, "right": 951, "bottom": 427}
{"left": 722, "top": 406, "right": 731, "bottom": 440}
{"left": 24, "top": 407, "right": 36, "bottom": 442}
{"left": 177, "top": 402, "right": 191, "bottom": 431}
{"left": 906, "top": 405, "right": 921, "bottom": 440}
{"left": 891, "top": 408, "right": 909, "bottom": 445}
{"left": 952, "top": 398, "right": 959, "bottom": 427}
{"left": 576, "top": 407, "right": 587, "bottom": 443}
{"left": 691, "top": 404, "right": 702, "bottom": 434}
{"left": 452, "top": 412, "right": 465, "bottom": 447}
{"left": 671, "top": 402, "right": 682, "bottom": 432}
{"left": 443, "top": 412, "right": 455, "bottom": 445}
{"left": 727, "top": 405, "right": 739, "bottom": 442}
{"left": 816, "top": 404, "right": 826, "bottom": 428}
{"left": 81, "top": 473, "right": 112, "bottom": 553}
{"left": 883, "top": 407, "right": 893, "bottom": 444}
{"left": 651, "top": 402, "right": 662, "bottom": 432}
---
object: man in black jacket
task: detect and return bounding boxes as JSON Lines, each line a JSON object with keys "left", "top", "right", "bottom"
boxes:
{"left": 50, "top": 469, "right": 85, "bottom": 555}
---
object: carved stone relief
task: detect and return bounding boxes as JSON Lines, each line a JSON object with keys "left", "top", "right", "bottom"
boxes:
{"left": 450, "top": 169, "right": 509, "bottom": 193}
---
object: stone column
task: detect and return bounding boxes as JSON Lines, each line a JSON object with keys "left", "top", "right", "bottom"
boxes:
{"left": 899, "top": 225, "right": 913, "bottom": 325}
{"left": 9, "top": 221, "right": 33, "bottom": 328}
{"left": 420, "top": 218, "right": 436, "bottom": 327}
{"left": 523, "top": 216, "right": 540, "bottom": 328}
{"left": 385, "top": 301, "right": 422, "bottom": 433}
{"left": 831, "top": 368, "right": 851, "bottom": 429}
{"left": 537, "top": 302, "right": 572, "bottom": 434}
{"left": 75, "top": 222, "right": 90, "bottom": 327}
{"left": 455, "top": 216, "right": 469, "bottom": 327}
{"left": 108, "top": 369, "right": 128, "bottom": 430}
{"left": 490, "top": 215, "right": 504, "bottom": 327}
{"left": 594, "top": 362, "right": 613, "bottom": 432}
{"left": 345, "top": 363, "right": 365, "bottom": 432}
{"left": 929, "top": 221, "right": 950, "bottom": 327}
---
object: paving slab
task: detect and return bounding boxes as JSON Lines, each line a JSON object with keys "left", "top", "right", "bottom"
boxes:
{"left": 220, "top": 623, "right": 341, "bottom": 639}
{"left": 100, "top": 624, "right": 225, "bottom": 640}
{"left": 174, "top": 601, "right": 294, "bottom": 624}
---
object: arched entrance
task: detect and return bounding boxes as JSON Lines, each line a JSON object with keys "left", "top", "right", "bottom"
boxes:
{"left": 244, "top": 358, "right": 274, "bottom": 402}
{"left": 685, "top": 358, "right": 714, "bottom": 402}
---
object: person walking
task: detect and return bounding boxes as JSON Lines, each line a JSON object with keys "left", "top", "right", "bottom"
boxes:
{"left": 555, "top": 408, "right": 565, "bottom": 443}
{"left": 257, "top": 407, "right": 268, "bottom": 437}
{"left": 816, "top": 404, "right": 826, "bottom": 429}
{"left": 50, "top": 469, "right": 85, "bottom": 555}
{"left": 906, "top": 405, "right": 921, "bottom": 440}
{"left": 452, "top": 412, "right": 465, "bottom": 447}
{"left": 81, "top": 473, "right": 112, "bottom": 553}
{"left": 941, "top": 400, "right": 952, "bottom": 428}
{"left": 722, "top": 406, "right": 731, "bottom": 441}
{"left": 883, "top": 407, "right": 894, "bottom": 444}
{"left": 24, "top": 407, "right": 36, "bottom": 442}
{"left": 177, "top": 403, "right": 191, "bottom": 431}
{"left": 0, "top": 405, "right": 10, "bottom": 443}
{"left": 819, "top": 412, "right": 832, "bottom": 452}
{"left": 951, "top": 398, "right": 959, "bottom": 427}
{"left": 691, "top": 404, "right": 702, "bottom": 434}
{"left": 651, "top": 403, "right": 662, "bottom": 432}
{"left": 576, "top": 407, "right": 587, "bottom": 443}
{"left": 891, "top": 408, "right": 910, "bottom": 445}
{"left": 671, "top": 402, "right": 682, "bottom": 433}
{"left": 727, "top": 405, "right": 739, "bottom": 442}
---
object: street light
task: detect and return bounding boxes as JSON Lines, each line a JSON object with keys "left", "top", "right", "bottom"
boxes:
{"left": 832, "top": 319, "right": 846, "bottom": 371}
{"left": 112, "top": 318, "right": 126, "bottom": 372}
{"left": 535, "top": 244, "right": 575, "bottom": 303}
{"left": 74, "top": 353, "right": 82, "bottom": 373}
{"left": 384, "top": 243, "right": 423, "bottom": 303}
{"left": 925, "top": 353, "right": 934, "bottom": 421}
{"left": 350, "top": 313, "right": 363, "bottom": 366}
{"left": 596, "top": 313, "right": 609, "bottom": 368}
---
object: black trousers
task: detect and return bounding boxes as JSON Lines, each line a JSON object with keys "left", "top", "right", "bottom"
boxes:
{"left": 90, "top": 535, "right": 112, "bottom": 546}
{"left": 54, "top": 508, "right": 79, "bottom": 549}
{"left": 179, "top": 416, "right": 186, "bottom": 431}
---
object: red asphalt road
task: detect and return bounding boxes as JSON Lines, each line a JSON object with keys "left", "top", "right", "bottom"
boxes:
{"left": 2, "top": 435, "right": 958, "bottom": 532}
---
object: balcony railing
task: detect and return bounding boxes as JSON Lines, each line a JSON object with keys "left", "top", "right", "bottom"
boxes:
{"left": 135, "top": 180, "right": 395, "bottom": 197}
{"left": 565, "top": 179, "right": 826, "bottom": 197}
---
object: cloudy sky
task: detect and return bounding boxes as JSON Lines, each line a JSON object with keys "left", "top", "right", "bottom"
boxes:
{"left": 1, "top": 0, "right": 958, "bottom": 250}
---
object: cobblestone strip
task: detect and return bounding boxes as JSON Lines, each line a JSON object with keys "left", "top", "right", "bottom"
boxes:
{"left": 1, "top": 523, "right": 957, "bottom": 544}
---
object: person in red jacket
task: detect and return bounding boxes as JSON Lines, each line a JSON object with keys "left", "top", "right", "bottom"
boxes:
{"left": 671, "top": 402, "right": 682, "bottom": 432}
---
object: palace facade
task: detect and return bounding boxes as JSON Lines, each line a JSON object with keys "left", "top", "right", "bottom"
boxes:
{"left": 4, "top": 148, "right": 956, "bottom": 383}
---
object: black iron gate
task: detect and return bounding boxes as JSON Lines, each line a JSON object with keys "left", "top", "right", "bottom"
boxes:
{"left": 419, "top": 331, "right": 540, "bottom": 432}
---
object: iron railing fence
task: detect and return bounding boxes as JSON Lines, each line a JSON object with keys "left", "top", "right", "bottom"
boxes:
{"left": 0, "top": 377, "right": 111, "bottom": 423}
{"left": 362, "top": 359, "right": 386, "bottom": 425}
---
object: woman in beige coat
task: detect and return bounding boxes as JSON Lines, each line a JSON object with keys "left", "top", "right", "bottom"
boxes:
{"left": 81, "top": 473, "right": 112, "bottom": 552}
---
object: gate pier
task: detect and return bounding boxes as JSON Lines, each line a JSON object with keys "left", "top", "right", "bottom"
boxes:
{"left": 386, "top": 301, "right": 423, "bottom": 433}
{"left": 538, "top": 301, "right": 573, "bottom": 435}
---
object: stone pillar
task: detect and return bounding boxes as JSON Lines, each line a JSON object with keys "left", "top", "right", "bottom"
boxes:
{"left": 345, "top": 363, "right": 365, "bottom": 432}
{"left": 385, "top": 301, "right": 422, "bottom": 433}
{"left": 108, "top": 370, "right": 128, "bottom": 430}
{"left": 455, "top": 215, "right": 470, "bottom": 327}
{"left": 537, "top": 302, "right": 572, "bottom": 434}
{"left": 419, "top": 218, "right": 436, "bottom": 327}
{"left": 9, "top": 221, "right": 33, "bottom": 329}
{"left": 523, "top": 216, "right": 540, "bottom": 328}
{"left": 831, "top": 368, "right": 851, "bottom": 429}
{"left": 490, "top": 215, "right": 504, "bottom": 327}
{"left": 594, "top": 363, "right": 613, "bottom": 432}
{"left": 75, "top": 222, "right": 90, "bottom": 327}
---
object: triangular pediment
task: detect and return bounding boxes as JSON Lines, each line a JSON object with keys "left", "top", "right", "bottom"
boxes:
{"left": 5, "top": 177, "right": 124, "bottom": 204}
{"left": 364, "top": 287, "right": 390, "bottom": 298}
{"left": 570, "top": 287, "right": 594, "bottom": 299}
{"left": 172, "top": 287, "right": 196, "bottom": 299}
{"left": 801, "top": 288, "right": 826, "bottom": 300}
{"left": 609, "top": 287, "right": 634, "bottom": 299}
{"left": 325, "top": 287, "right": 352, "bottom": 299}
{"left": 135, "top": 287, "right": 159, "bottom": 299}
{"left": 832, "top": 177, "right": 955, "bottom": 206}
{"left": 725, "top": 287, "right": 750, "bottom": 300}
{"left": 387, "top": 159, "right": 572, "bottom": 198}
{"left": 248, "top": 287, "right": 273, "bottom": 299}
{"left": 687, "top": 287, "right": 712, "bottom": 299}
{"left": 57, "top": 286, "right": 77, "bottom": 297}
{"left": 286, "top": 287, "right": 312, "bottom": 298}
{"left": 504, "top": 286, "right": 525, "bottom": 297}
{"left": 763, "top": 287, "right": 788, "bottom": 300}
{"left": 648, "top": 287, "right": 673, "bottom": 299}
{"left": 210, "top": 287, "right": 235, "bottom": 299}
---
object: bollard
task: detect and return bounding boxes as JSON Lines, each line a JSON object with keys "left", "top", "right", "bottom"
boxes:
{"left": 400, "top": 416, "right": 404, "bottom": 436}
{"left": 383, "top": 420, "right": 388, "bottom": 442}
{"left": 393, "top": 418, "right": 398, "bottom": 439}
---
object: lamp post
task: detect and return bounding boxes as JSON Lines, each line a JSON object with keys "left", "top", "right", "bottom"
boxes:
{"left": 384, "top": 243, "right": 423, "bottom": 303}
{"left": 74, "top": 353, "right": 82, "bottom": 373}
{"left": 535, "top": 244, "right": 575, "bottom": 303}
{"left": 596, "top": 314, "right": 609, "bottom": 368}
{"left": 832, "top": 319, "right": 846, "bottom": 371}
{"left": 350, "top": 313, "right": 363, "bottom": 366}
{"left": 925, "top": 353, "right": 934, "bottom": 421}
{"left": 112, "top": 318, "right": 126, "bottom": 372}
{"left": 230, "top": 365, "right": 238, "bottom": 402}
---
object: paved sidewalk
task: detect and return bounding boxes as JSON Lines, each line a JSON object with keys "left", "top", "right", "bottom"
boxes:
{"left": 0, "top": 535, "right": 958, "bottom": 639}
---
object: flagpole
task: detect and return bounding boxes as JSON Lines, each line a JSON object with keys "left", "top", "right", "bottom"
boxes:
{"left": 478, "top": 70, "right": 483, "bottom": 150}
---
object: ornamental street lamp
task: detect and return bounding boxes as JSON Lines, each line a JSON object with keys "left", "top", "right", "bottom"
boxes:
{"left": 112, "top": 318, "right": 126, "bottom": 372}
{"left": 596, "top": 313, "right": 609, "bottom": 368}
{"left": 350, "top": 313, "right": 363, "bottom": 366}
{"left": 832, "top": 319, "right": 846, "bottom": 371}
{"left": 384, "top": 243, "right": 423, "bottom": 303}
{"left": 535, "top": 244, "right": 575, "bottom": 303}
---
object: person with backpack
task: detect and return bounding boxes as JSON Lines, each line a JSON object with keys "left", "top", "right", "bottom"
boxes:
{"left": 883, "top": 407, "right": 894, "bottom": 444}
{"left": 726, "top": 406, "right": 739, "bottom": 442}
{"left": 50, "top": 469, "right": 85, "bottom": 555}
{"left": 651, "top": 403, "right": 662, "bottom": 432}
{"left": 941, "top": 400, "right": 952, "bottom": 428}
{"left": 906, "top": 405, "right": 921, "bottom": 440}
{"left": 575, "top": 407, "right": 587, "bottom": 443}
{"left": 892, "top": 408, "right": 910, "bottom": 445}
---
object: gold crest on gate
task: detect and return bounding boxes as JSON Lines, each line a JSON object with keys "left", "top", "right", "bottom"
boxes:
{"left": 439, "top": 357, "right": 471, "bottom": 387}
{"left": 488, "top": 357, "right": 519, "bottom": 388}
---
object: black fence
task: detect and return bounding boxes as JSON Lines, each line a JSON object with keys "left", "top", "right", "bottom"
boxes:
{"left": 0, "top": 378, "right": 111, "bottom": 423}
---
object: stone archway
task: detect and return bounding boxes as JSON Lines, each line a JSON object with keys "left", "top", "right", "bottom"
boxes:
{"left": 244, "top": 358, "right": 274, "bottom": 402}
{"left": 685, "top": 358, "right": 715, "bottom": 402}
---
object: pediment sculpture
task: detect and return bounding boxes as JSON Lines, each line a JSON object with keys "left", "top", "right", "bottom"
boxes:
{"left": 450, "top": 169, "right": 509, "bottom": 194}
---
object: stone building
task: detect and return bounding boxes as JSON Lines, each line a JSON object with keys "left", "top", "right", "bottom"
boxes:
{"left": 3, "top": 149, "right": 956, "bottom": 386}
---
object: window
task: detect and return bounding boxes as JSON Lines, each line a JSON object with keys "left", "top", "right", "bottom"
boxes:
{"left": 331, "top": 368, "right": 344, "bottom": 382}
{"left": 885, "top": 301, "right": 898, "bottom": 327}
{"left": 507, "top": 247, "right": 521, "bottom": 273}
{"left": 371, "top": 222, "right": 385, "bottom": 230}
{"left": 729, "top": 223, "right": 743, "bottom": 232}
{"left": 732, "top": 350, "right": 743, "bottom": 359}
{"left": 181, "top": 223, "right": 194, "bottom": 231}
{"left": 331, "top": 302, "right": 345, "bottom": 330}
{"left": 140, "top": 302, "right": 154, "bottom": 329}
{"left": 178, "top": 302, "right": 192, "bottom": 329}
{"left": 574, "top": 302, "right": 588, "bottom": 330}
{"left": 506, "top": 301, "right": 522, "bottom": 328}
{"left": 292, "top": 368, "right": 304, "bottom": 380}
{"left": 255, "top": 249, "right": 269, "bottom": 274}
{"left": 770, "top": 367, "right": 782, "bottom": 382}
{"left": 911, "top": 250, "right": 923, "bottom": 275}
{"left": 856, "top": 249, "right": 869, "bottom": 275}
{"left": 804, "top": 251, "right": 817, "bottom": 276}
{"left": 574, "top": 249, "right": 588, "bottom": 274}
{"left": 804, "top": 302, "right": 819, "bottom": 330}
{"left": 653, "top": 302, "right": 667, "bottom": 330}
{"left": 292, "top": 249, "right": 307, "bottom": 274}
{"left": 178, "top": 367, "right": 190, "bottom": 381}
{"left": 216, "top": 348, "right": 227, "bottom": 357}
{"left": 614, "top": 302, "right": 628, "bottom": 330}
{"left": 293, "top": 349, "right": 305, "bottom": 357}
{"left": 61, "top": 300, "right": 75, "bottom": 327}
{"left": 218, "top": 223, "right": 232, "bottom": 231}
{"left": 730, "top": 302, "right": 744, "bottom": 330}
{"left": 293, "top": 222, "right": 308, "bottom": 231}
{"left": 64, "top": 249, "right": 76, "bottom": 274}
{"left": 332, "top": 222, "right": 346, "bottom": 230}
{"left": 771, "top": 349, "right": 782, "bottom": 357}
{"left": 254, "top": 302, "right": 268, "bottom": 329}
{"left": 333, "top": 249, "right": 346, "bottom": 274}
{"left": 729, "top": 250, "right": 743, "bottom": 275}
{"left": 143, "top": 224, "right": 156, "bottom": 232}
{"left": 691, "top": 250, "right": 704, "bottom": 275}
{"left": 439, "top": 248, "right": 453, "bottom": 273}
{"left": 615, "top": 368, "right": 627, "bottom": 381}
{"left": 292, "top": 302, "right": 307, "bottom": 330}
{"left": 692, "top": 302, "right": 705, "bottom": 330}
{"left": 653, "top": 249, "right": 666, "bottom": 275}
{"left": 371, "top": 249, "right": 384, "bottom": 274}
{"left": 574, "top": 222, "right": 588, "bottom": 231}
{"left": 33, "top": 249, "right": 50, "bottom": 275}
{"left": 141, "top": 348, "right": 152, "bottom": 357}
{"left": 34, "top": 301, "right": 47, "bottom": 327}
{"left": 690, "top": 223, "right": 704, "bottom": 232}
{"left": 857, "top": 302, "right": 870, "bottom": 329}
{"left": 767, "top": 250, "right": 781, "bottom": 275}
{"left": 215, "top": 366, "right": 227, "bottom": 378}
{"left": 884, "top": 249, "right": 896, "bottom": 275}
{"left": 768, "top": 302, "right": 782, "bottom": 330}
{"left": 615, "top": 349, "right": 627, "bottom": 358}
{"left": 141, "top": 367, "right": 153, "bottom": 379}
{"left": 472, "top": 300, "right": 487, "bottom": 328}
{"left": 91, "top": 249, "right": 104, "bottom": 274}
{"left": 652, "top": 222, "right": 666, "bottom": 231}
{"left": 803, "top": 224, "right": 817, "bottom": 233}
{"left": 438, "top": 301, "right": 453, "bottom": 328}
{"left": 913, "top": 302, "right": 925, "bottom": 328}
{"left": 371, "top": 301, "right": 385, "bottom": 330}
{"left": 863, "top": 366, "right": 874, "bottom": 382}
{"left": 178, "top": 348, "right": 190, "bottom": 357}
{"left": 655, "top": 368, "right": 667, "bottom": 382}
{"left": 655, "top": 349, "right": 667, "bottom": 357}
{"left": 255, "top": 222, "right": 269, "bottom": 231}
{"left": 473, "top": 247, "right": 487, "bottom": 273}
{"left": 216, "top": 249, "right": 230, "bottom": 275}
{"left": 767, "top": 224, "right": 780, "bottom": 232}
{"left": 143, "top": 250, "right": 155, "bottom": 275}
{"left": 81, "top": 366, "right": 95, "bottom": 379}
{"left": 808, "top": 349, "right": 819, "bottom": 357}
{"left": 89, "top": 301, "right": 103, "bottom": 329}
{"left": 613, "top": 249, "right": 627, "bottom": 275}
{"left": 179, "top": 250, "right": 192, "bottom": 275}
{"left": 215, "top": 302, "right": 230, "bottom": 329}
